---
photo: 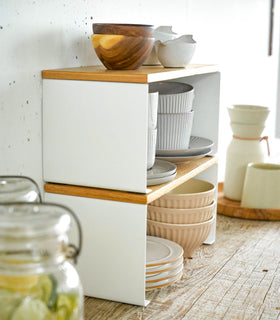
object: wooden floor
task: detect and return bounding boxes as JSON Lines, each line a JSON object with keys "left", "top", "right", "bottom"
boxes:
{"left": 84, "top": 214, "right": 280, "bottom": 320}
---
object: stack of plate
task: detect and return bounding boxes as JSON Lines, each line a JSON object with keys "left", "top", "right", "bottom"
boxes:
{"left": 147, "top": 159, "right": 177, "bottom": 186}
{"left": 156, "top": 136, "right": 214, "bottom": 162}
{"left": 146, "top": 236, "right": 184, "bottom": 290}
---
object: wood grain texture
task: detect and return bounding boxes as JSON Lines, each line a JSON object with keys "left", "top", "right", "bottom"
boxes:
{"left": 44, "top": 156, "right": 218, "bottom": 204}
{"left": 217, "top": 182, "right": 280, "bottom": 221}
{"left": 41, "top": 64, "right": 219, "bottom": 83}
{"left": 91, "top": 34, "right": 154, "bottom": 70}
{"left": 92, "top": 23, "right": 154, "bottom": 37}
{"left": 84, "top": 215, "right": 280, "bottom": 320}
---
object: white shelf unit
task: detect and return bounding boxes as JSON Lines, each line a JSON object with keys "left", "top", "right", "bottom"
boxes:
{"left": 42, "top": 65, "right": 220, "bottom": 306}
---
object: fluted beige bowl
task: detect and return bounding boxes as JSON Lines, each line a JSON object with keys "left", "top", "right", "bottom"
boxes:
{"left": 148, "top": 200, "right": 216, "bottom": 224}
{"left": 150, "top": 178, "right": 215, "bottom": 208}
{"left": 147, "top": 216, "right": 215, "bottom": 258}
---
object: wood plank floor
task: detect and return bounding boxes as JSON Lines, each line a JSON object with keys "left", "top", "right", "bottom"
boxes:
{"left": 84, "top": 215, "right": 280, "bottom": 320}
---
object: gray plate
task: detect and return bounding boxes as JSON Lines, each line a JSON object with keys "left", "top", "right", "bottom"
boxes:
{"left": 147, "top": 159, "right": 177, "bottom": 180}
{"left": 147, "top": 171, "right": 177, "bottom": 186}
{"left": 156, "top": 136, "right": 214, "bottom": 156}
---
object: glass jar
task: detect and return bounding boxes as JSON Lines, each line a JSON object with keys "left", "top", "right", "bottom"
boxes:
{"left": 0, "top": 202, "right": 83, "bottom": 320}
{"left": 0, "top": 176, "right": 42, "bottom": 203}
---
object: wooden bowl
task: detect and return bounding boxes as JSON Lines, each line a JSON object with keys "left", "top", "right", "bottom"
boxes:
{"left": 91, "top": 34, "right": 154, "bottom": 70}
{"left": 92, "top": 23, "right": 154, "bottom": 37}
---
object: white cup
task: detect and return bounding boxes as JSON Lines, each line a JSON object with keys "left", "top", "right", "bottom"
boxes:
{"left": 241, "top": 162, "right": 280, "bottom": 209}
{"left": 148, "top": 92, "right": 158, "bottom": 129}
{"left": 147, "top": 129, "right": 157, "bottom": 169}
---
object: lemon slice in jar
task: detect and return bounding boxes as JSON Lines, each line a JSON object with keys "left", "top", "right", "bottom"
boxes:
{"left": 10, "top": 297, "right": 51, "bottom": 320}
{"left": 0, "top": 275, "right": 39, "bottom": 294}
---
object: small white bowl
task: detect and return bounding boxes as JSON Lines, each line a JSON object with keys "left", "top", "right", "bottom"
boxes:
{"left": 241, "top": 162, "right": 280, "bottom": 209}
{"left": 157, "top": 35, "right": 196, "bottom": 68}
{"left": 151, "top": 178, "right": 216, "bottom": 208}
{"left": 148, "top": 200, "right": 216, "bottom": 224}
{"left": 156, "top": 111, "right": 194, "bottom": 150}
{"left": 148, "top": 91, "right": 158, "bottom": 129}
{"left": 230, "top": 122, "right": 265, "bottom": 138}
{"left": 147, "top": 129, "right": 157, "bottom": 169}
{"left": 228, "top": 105, "right": 270, "bottom": 125}
{"left": 147, "top": 216, "right": 215, "bottom": 258}
{"left": 149, "top": 82, "right": 194, "bottom": 113}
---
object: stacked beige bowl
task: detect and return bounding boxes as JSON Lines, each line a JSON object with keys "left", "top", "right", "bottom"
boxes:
{"left": 147, "top": 178, "right": 216, "bottom": 258}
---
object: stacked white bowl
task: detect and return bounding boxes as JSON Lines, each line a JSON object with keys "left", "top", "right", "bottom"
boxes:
{"left": 149, "top": 82, "right": 194, "bottom": 152}
{"left": 147, "top": 91, "right": 159, "bottom": 169}
{"left": 147, "top": 178, "right": 216, "bottom": 258}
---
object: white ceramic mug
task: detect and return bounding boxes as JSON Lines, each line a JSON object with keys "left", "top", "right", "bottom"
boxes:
{"left": 147, "top": 129, "right": 157, "bottom": 169}
{"left": 241, "top": 162, "right": 280, "bottom": 209}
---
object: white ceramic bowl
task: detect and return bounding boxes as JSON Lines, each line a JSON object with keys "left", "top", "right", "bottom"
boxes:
{"left": 157, "top": 35, "right": 196, "bottom": 68}
{"left": 149, "top": 82, "right": 194, "bottom": 113}
{"left": 148, "top": 200, "right": 216, "bottom": 224}
{"left": 151, "top": 178, "right": 216, "bottom": 208}
{"left": 147, "top": 216, "right": 215, "bottom": 258}
{"left": 241, "top": 162, "right": 280, "bottom": 209}
{"left": 147, "top": 129, "right": 157, "bottom": 169}
{"left": 230, "top": 122, "right": 265, "bottom": 138}
{"left": 148, "top": 91, "right": 158, "bottom": 129}
{"left": 156, "top": 111, "right": 194, "bottom": 150}
{"left": 228, "top": 105, "right": 270, "bottom": 125}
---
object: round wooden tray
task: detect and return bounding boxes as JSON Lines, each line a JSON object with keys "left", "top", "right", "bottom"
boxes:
{"left": 217, "top": 183, "right": 280, "bottom": 221}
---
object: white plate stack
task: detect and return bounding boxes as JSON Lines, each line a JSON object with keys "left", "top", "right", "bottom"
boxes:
{"left": 146, "top": 236, "right": 184, "bottom": 290}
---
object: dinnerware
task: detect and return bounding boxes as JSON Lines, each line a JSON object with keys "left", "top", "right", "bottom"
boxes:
{"left": 146, "top": 256, "right": 184, "bottom": 275}
{"left": 145, "top": 271, "right": 183, "bottom": 290}
{"left": 148, "top": 200, "right": 216, "bottom": 224}
{"left": 241, "top": 162, "right": 280, "bottom": 209}
{"left": 147, "top": 216, "right": 215, "bottom": 258}
{"left": 92, "top": 23, "right": 154, "bottom": 37}
{"left": 91, "top": 34, "right": 154, "bottom": 70}
{"left": 143, "top": 25, "right": 177, "bottom": 66}
{"left": 228, "top": 105, "right": 270, "bottom": 125}
{"left": 156, "top": 136, "right": 214, "bottom": 156}
{"left": 157, "top": 111, "right": 194, "bottom": 150}
{"left": 147, "top": 159, "right": 177, "bottom": 180}
{"left": 148, "top": 91, "right": 158, "bottom": 129}
{"left": 147, "top": 129, "right": 157, "bottom": 170}
{"left": 147, "top": 171, "right": 177, "bottom": 186}
{"left": 149, "top": 82, "right": 194, "bottom": 113}
{"left": 150, "top": 178, "right": 215, "bottom": 208}
{"left": 157, "top": 35, "right": 196, "bottom": 68}
{"left": 146, "top": 236, "right": 184, "bottom": 267}
{"left": 230, "top": 122, "right": 265, "bottom": 138}
{"left": 156, "top": 148, "right": 212, "bottom": 162}
{"left": 146, "top": 264, "right": 183, "bottom": 283}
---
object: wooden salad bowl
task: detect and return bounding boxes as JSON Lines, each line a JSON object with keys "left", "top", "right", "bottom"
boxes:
{"left": 91, "top": 34, "right": 154, "bottom": 70}
{"left": 92, "top": 23, "right": 154, "bottom": 37}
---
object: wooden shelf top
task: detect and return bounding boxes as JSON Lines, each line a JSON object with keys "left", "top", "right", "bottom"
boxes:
{"left": 42, "top": 64, "right": 219, "bottom": 83}
{"left": 45, "top": 155, "right": 218, "bottom": 205}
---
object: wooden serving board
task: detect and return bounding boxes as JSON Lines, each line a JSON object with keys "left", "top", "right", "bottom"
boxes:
{"left": 217, "top": 182, "right": 280, "bottom": 220}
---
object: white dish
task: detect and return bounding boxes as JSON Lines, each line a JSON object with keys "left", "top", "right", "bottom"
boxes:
{"left": 146, "top": 256, "right": 184, "bottom": 275}
{"left": 147, "top": 129, "right": 157, "bottom": 170}
{"left": 145, "top": 271, "right": 183, "bottom": 290}
{"left": 146, "top": 263, "right": 183, "bottom": 283}
{"left": 157, "top": 148, "right": 212, "bottom": 162}
{"left": 147, "top": 171, "right": 177, "bottom": 186}
{"left": 146, "top": 236, "right": 184, "bottom": 267}
{"left": 147, "top": 159, "right": 177, "bottom": 180}
{"left": 156, "top": 136, "right": 214, "bottom": 156}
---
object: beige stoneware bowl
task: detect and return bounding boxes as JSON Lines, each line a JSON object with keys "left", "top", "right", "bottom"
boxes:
{"left": 147, "top": 216, "right": 215, "bottom": 258}
{"left": 150, "top": 178, "right": 215, "bottom": 208}
{"left": 148, "top": 200, "right": 215, "bottom": 224}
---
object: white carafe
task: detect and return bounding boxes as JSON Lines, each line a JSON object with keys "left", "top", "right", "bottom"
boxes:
{"left": 224, "top": 105, "right": 270, "bottom": 201}
{"left": 224, "top": 136, "right": 269, "bottom": 200}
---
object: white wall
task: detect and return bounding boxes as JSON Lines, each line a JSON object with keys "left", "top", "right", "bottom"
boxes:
{"left": 0, "top": 0, "right": 279, "bottom": 189}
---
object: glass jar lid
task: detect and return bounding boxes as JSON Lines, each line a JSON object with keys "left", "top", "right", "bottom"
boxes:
{"left": 0, "top": 176, "right": 42, "bottom": 203}
{"left": 0, "top": 203, "right": 70, "bottom": 237}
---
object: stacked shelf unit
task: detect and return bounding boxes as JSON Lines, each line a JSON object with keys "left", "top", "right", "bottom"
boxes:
{"left": 42, "top": 65, "right": 220, "bottom": 306}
